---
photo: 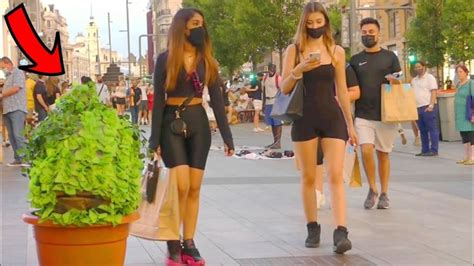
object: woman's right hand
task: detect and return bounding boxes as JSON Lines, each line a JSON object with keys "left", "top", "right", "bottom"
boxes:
{"left": 295, "top": 57, "right": 321, "bottom": 74}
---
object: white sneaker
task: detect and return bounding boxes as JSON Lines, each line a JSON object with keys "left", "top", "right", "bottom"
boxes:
{"left": 253, "top": 128, "right": 264, "bottom": 133}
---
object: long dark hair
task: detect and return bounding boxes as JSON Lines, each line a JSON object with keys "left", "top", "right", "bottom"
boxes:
{"left": 165, "top": 8, "right": 218, "bottom": 91}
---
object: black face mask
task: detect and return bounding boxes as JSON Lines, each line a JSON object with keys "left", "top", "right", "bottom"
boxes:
{"left": 187, "top": 27, "right": 206, "bottom": 49}
{"left": 268, "top": 70, "right": 276, "bottom": 77}
{"left": 307, "top": 26, "right": 326, "bottom": 39}
{"left": 361, "top": 35, "right": 377, "bottom": 48}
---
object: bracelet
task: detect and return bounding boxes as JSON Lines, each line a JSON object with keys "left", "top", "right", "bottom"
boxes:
{"left": 291, "top": 70, "right": 303, "bottom": 80}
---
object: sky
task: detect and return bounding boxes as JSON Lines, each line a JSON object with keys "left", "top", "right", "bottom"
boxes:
{"left": 42, "top": 0, "right": 150, "bottom": 59}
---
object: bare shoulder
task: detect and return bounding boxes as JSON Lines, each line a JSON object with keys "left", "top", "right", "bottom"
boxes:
{"left": 334, "top": 45, "right": 346, "bottom": 64}
{"left": 286, "top": 43, "right": 297, "bottom": 53}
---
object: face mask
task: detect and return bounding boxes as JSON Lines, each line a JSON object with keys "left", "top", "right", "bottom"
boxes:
{"left": 187, "top": 27, "right": 206, "bottom": 49}
{"left": 268, "top": 70, "right": 276, "bottom": 77}
{"left": 361, "top": 35, "right": 377, "bottom": 48}
{"left": 416, "top": 69, "right": 424, "bottom": 76}
{"left": 307, "top": 26, "right": 326, "bottom": 39}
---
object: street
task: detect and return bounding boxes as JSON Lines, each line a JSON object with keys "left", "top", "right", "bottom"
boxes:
{"left": 1, "top": 123, "right": 472, "bottom": 265}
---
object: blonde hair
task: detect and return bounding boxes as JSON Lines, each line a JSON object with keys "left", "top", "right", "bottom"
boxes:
{"left": 293, "top": 2, "right": 335, "bottom": 61}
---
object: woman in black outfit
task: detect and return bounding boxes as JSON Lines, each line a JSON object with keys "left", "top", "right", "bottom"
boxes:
{"left": 280, "top": 2, "right": 358, "bottom": 254}
{"left": 149, "top": 8, "right": 234, "bottom": 266}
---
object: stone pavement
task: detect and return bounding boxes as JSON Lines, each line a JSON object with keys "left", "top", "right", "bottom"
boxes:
{"left": 1, "top": 123, "right": 473, "bottom": 265}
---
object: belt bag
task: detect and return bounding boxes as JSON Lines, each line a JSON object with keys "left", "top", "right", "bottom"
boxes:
{"left": 170, "top": 94, "right": 194, "bottom": 138}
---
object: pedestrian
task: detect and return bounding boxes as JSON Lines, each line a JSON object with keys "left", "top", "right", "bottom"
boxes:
{"left": 263, "top": 63, "right": 283, "bottom": 149}
{"left": 148, "top": 8, "right": 234, "bottom": 265}
{"left": 1, "top": 77, "right": 11, "bottom": 148}
{"left": 147, "top": 84, "right": 154, "bottom": 123}
{"left": 350, "top": 17, "right": 402, "bottom": 210}
{"left": 60, "top": 81, "right": 71, "bottom": 95}
{"left": 45, "top": 76, "right": 61, "bottom": 109}
{"left": 33, "top": 75, "right": 49, "bottom": 122}
{"left": 25, "top": 73, "right": 36, "bottom": 115}
{"left": 129, "top": 79, "right": 141, "bottom": 124}
{"left": 0, "top": 56, "right": 28, "bottom": 166}
{"left": 139, "top": 80, "right": 149, "bottom": 125}
{"left": 411, "top": 61, "right": 439, "bottom": 156}
{"left": 246, "top": 75, "right": 264, "bottom": 132}
{"left": 115, "top": 79, "right": 127, "bottom": 116}
{"left": 96, "top": 75, "right": 109, "bottom": 105}
{"left": 281, "top": 2, "right": 357, "bottom": 254}
{"left": 454, "top": 64, "right": 474, "bottom": 165}
{"left": 313, "top": 63, "right": 361, "bottom": 209}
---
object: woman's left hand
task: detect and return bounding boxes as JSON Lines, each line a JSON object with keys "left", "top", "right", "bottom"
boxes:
{"left": 348, "top": 126, "right": 359, "bottom": 147}
{"left": 224, "top": 144, "right": 235, "bottom": 157}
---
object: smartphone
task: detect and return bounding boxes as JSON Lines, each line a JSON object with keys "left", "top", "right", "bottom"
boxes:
{"left": 309, "top": 51, "right": 320, "bottom": 61}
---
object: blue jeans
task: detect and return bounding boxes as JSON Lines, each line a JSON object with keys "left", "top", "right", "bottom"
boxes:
{"left": 417, "top": 105, "right": 439, "bottom": 153}
{"left": 130, "top": 106, "right": 139, "bottom": 124}
{"left": 4, "top": 110, "right": 27, "bottom": 160}
{"left": 37, "top": 108, "right": 47, "bottom": 122}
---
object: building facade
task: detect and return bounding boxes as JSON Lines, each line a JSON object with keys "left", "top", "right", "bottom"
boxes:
{"left": 42, "top": 4, "right": 73, "bottom": 81}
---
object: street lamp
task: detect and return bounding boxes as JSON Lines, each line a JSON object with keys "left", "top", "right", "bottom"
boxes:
{"left": 125, "top": 0, "right": 132, "bottom": 77}
{"left": 138, "top": 34, "right": 158, "bottom": 78}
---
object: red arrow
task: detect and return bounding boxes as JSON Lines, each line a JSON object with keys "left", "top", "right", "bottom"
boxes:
{"left": 4, "top": 4, "right": 65, "bottom": 75}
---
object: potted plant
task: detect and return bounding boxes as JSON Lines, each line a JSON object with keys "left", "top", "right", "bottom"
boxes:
{"left": 22, "top": 82, "right": 144, "bottom": 265}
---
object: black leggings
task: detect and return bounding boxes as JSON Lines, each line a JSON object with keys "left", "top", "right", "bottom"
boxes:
{"left": 460, "top": 131, "right": 474, "bottom": 145}
{"left": 160, "top": 105, "right": 212, "bottom": 170}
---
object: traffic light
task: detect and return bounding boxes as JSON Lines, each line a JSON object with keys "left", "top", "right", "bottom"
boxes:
{"left": 408, "top": 54, "right": 417, "bottom": 64}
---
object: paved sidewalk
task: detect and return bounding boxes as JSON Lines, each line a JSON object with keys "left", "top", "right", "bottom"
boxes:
{"left": 1, "top": 123, "right": 473, "bottom": 265}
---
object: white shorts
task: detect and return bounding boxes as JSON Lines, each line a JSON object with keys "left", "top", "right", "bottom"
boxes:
{"left": 355, "top": 118, "right": 398, "bottom": 153}
{"left": 252, "top": 99, "right": 263, "bottom": 110}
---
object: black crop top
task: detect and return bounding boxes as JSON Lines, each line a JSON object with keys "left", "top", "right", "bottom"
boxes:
{"left": 149, "top": 51, "right": 234, "bottom": 151}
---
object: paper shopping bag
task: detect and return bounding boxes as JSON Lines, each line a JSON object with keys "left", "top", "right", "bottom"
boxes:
{"left": 381, "top": 81, "right": 418, "bottom": 123}
{"left": 130, "top": 164, "right": 180, "bottom": 241}
{"left": 349, "top": 153, "right": 362, "bottom": 188}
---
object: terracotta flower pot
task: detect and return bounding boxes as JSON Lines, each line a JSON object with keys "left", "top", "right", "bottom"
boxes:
{"left": 23, "top": 212, "right": 139, "bottom": 266}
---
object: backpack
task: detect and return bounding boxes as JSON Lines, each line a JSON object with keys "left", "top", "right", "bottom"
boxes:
{"left": 263, "top": 74, "right": 280, "bottom": 90}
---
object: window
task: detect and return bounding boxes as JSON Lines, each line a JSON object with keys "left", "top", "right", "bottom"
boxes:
{"left": 388, "top": 44, "right": 398, "bottom": 56}
{"left": 389, "top": 11, "right": 398, "bottom": 38}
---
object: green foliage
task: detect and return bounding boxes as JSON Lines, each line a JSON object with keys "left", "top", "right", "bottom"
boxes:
{"left": 405, "top": 0, "right": 445, "bottom": 67}
{"left": 24, "top": 83, "right": 143, "bottom": 226}
{"left": 406, "top": 0, "right": 474, "bottom": 66}
{"left": 442, "top": 0, "right": 474, "bottom": 63}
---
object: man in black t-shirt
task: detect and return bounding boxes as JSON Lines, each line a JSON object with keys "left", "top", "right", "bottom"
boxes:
{"left": 350, "top": 18, "right": 401, "bottom": 211}
{"left": 130, "top": 80, "right": 142, "bottom": 124}
{"left": 246, "top": 74, "right": 264, "bottom": 132}
{"left": 33, "top": 75, "right": 49, "bottom": 122}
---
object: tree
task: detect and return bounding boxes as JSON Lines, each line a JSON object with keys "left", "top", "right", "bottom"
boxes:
{"left": 183, "top": 0, "right": 248, "bottom": 76}
{"left": 442, "top": 0, "right": 474, "bottom": 64}
{"left": 405, "top": 0, "right": 445, "bottom": 74}
{"left": 233, "top": 0, "right": 306, "bottom": 72}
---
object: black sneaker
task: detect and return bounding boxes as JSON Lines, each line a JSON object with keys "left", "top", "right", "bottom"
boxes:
{"left": 182, "top": 239, "right": 205, "bottom": 265}
{"left": 305, "top": 222, "right": 321, "bottom": 248}
{"left": 166, "top": 240, "right": 183, "bottom": 264}
{"left": 333, "top": 226, "right": 352, "bottom": 254}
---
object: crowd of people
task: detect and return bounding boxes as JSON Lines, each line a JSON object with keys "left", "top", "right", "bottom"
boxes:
{"left": 0, "top": 2, "right": 473, "bottom": 265}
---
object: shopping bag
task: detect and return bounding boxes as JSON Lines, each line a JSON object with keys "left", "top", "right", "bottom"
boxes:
{"left": 130, "top": 164, "right": 180, "bottom": 240}
{"left": 349, "top": 153, "right": 362, "bottom": 188}
{"left": 381, "top": 81, "right": 418, "bottom": 123}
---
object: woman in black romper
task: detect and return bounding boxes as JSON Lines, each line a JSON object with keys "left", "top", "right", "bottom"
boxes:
{"left": 280, "top": 2, "right": 358, "bottom": 254}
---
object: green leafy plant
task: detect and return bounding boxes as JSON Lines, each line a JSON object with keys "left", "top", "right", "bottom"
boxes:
{"left": 23, "top": 83, "right": 143, "bottom": 226}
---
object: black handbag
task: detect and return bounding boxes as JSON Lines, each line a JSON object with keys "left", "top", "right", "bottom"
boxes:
{"left": 143, "top": 160, "right": 160, "bottom": 203}
{"left": 270, "top": 44, "right": 305, "bottom": 122}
